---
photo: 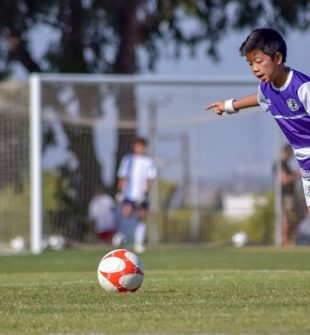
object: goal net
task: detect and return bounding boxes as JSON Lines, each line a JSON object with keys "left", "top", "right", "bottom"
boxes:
{"left": 1, "top": 74, "right": 306, "bottom": 253}
{"left": 0, "top": 82, "right": 29, "bottom": 251}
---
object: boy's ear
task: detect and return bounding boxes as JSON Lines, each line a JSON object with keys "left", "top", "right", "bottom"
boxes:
{"left": 274, "top": 52, "right": 283, "bottom": 64}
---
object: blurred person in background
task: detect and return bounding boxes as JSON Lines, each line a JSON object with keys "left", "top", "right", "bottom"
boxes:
{"left": 88, "top": 188, "right": 116, "bottom": 242}
{"left": 278, "top": 144, "right": 301, "bottom": 245}
{"left": 116, "top": 137, "right": 157, "bottom": 253}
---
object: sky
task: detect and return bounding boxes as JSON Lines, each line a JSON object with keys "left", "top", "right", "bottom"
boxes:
{"left": 151, "top": 29, "right": 310, "bottom": 77}
{"left": 14, "top": 26, "right": 310, "bottom": 80}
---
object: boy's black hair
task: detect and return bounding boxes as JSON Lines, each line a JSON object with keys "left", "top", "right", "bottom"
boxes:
{"left": 239, "top": 28, "right": 287, "bottom": 63}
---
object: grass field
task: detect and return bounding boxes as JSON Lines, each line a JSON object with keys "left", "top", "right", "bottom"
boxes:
{"left": 1, "top": 245, "right": 310, "bottom": 334}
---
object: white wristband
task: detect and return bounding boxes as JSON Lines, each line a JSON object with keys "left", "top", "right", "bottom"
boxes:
{"left": 224, "top": 98, "right": 239, "bottom": 114}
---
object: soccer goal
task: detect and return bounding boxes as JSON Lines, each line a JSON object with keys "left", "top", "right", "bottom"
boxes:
{"left": 0, "top": 73, "right": 295, "bottom": 253}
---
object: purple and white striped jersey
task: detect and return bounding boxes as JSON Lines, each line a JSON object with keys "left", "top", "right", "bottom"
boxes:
{"left": 257, "top": 69, "right": 310, "bottom": 180}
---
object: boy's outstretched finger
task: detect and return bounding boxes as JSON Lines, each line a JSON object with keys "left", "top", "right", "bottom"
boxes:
{"left": 205, "top": 103, "right": 218, "bottom": 110}
{"left": 205, "top": 103, "right": 224, "bottom": 115}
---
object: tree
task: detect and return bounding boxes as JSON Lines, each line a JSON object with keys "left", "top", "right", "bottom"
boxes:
{"left": 0, "top": 0, "right": 309, "bottom": 224}
{"left": 1, "top": 1, "right": 309, "bottom": 76}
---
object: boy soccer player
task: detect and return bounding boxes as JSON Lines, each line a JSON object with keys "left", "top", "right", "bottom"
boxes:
{"left": 117, "top": 136, "right": 157, "bottom": 253}
{"left": 207, "top": 28, "right": 310, "bottom": 218}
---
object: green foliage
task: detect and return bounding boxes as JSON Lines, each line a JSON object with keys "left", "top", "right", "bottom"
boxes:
{"left": 0, "top": 0, "right": 310, "bottom": 76}
{"left": 243, "top": 192, "right": 275, "bottom": 244}
{"left": 164, "top": 208, "right": 191, "bottom": 242}
{"left": 158, "top": 179, "right": 177, "bottom": 207}
{"left": 202, "top": 211, "right": 242, "bottom": 243}
{"left": 152, "top": 180, "right": 275, "bottom": 244}
{"left": 203, "top": 192, "right": 275, "bottom": 245}
{"left": 43, "top": 172, "right": 68, "bottom": 211}
{"left": 0, "top": 184, "right": 30, "bottom": 214}
{"left": 0, "top": 172, "right": 68, "bottom": 239}
{"left": 0, "top": 181, "right": 30, "bottom": 239}
{"left": 0, "top": 172, "right": 65, "bottom": 213}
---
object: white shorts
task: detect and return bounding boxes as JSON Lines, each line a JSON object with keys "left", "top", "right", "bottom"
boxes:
{"left": 302, "top": 178, "right": 310, "bottom": 207}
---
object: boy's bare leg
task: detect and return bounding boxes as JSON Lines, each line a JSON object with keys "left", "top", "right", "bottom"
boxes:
{"left": 134, "top": 208, "right": 147, "bottom": 253}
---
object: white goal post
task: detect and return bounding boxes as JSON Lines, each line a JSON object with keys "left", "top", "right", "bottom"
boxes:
{"left": 30, "top": 74, "right": 43, "bottom": 254}
{"left": 29, "top": 73, "right": 285, "bottom": 254}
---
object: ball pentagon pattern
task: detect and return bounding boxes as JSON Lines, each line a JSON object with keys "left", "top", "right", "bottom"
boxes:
{"left": 97, "top": 249, "right": 144, "bottom": 293}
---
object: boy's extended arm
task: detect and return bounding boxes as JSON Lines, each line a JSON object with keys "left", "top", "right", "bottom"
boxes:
{"left": 233, "top": 94, "right": 259, "bottom": 110}
{"left": 206, "top": 93, "right": 259, "bottom": 115}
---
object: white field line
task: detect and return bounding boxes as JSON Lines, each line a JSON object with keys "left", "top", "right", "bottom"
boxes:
{"left": 48, "top": 332, "right": 234, "bottom": 335}
{"left": 47, "top": 333, "right": 237, "bottom": 335}
{"left": 146, "top": 269, "right": 310, "bottom": 276}
{"left": 205, "top": 269, "right": 310, "bottom": 273}
{"left": 1, "top": 269, "right": 310, "bottom": 288}
{"left": 0, "top": 279, "right": 97, "bottom": 288}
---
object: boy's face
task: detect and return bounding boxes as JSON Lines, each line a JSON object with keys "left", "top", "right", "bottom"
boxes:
{"left": 245, "top": 49, "right": 282, "bottom": 84}
{"left": 133, "top": 142, "right": 145, "bottom": 155}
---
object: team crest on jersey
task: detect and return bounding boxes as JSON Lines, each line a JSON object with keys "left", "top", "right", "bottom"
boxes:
{"left": 286, "top": 98, "right": 300, "bottom": 112}
{"left": 263, "top": 98, "right": 272, "bottom": 112}
{"left": 266, "top": 99, "right": 272, "bottom": 106}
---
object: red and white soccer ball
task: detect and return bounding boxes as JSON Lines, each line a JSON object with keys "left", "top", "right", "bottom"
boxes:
{"left": 97, "top": 249, "right": 144, "bottom": 293}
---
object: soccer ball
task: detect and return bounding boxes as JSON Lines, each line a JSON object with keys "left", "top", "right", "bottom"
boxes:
{"left": 9, "top": 235, "right": 26, "bottom": 252}
{"left": 231, "top": 231, "right": 248, "bottom": 247}
{"left": 97, "top": 249, "right": 144, "bottom": 293}
{"left": 48, "top": 235, "right": 66, "bottom": 250}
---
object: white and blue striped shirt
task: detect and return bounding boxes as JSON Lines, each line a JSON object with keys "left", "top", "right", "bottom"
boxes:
{"left": 117, "top": 154, "right": 157, "bottom": 201}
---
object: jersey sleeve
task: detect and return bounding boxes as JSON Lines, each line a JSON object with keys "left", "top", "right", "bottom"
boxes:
{"left": 297, "top": 82, "right": 310, "bottom": 116}
{"left": 117, "top": 155, "right": 130, "bottom": 178}
{"left": 257, "top": 84, "right": 270, "bottom": 112}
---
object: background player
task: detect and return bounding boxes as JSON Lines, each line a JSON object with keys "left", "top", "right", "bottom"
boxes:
{"left": 277, "top": 144, "right": 301, "bottom": 245}
{"left": 88, "top": 187, "right": 116, "bottom": 242}
{"left": 116, "top": 136, "right": 157, "bottom": 253}
{"left": 207, "top": 28, "right": 310, "bottom": 219}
